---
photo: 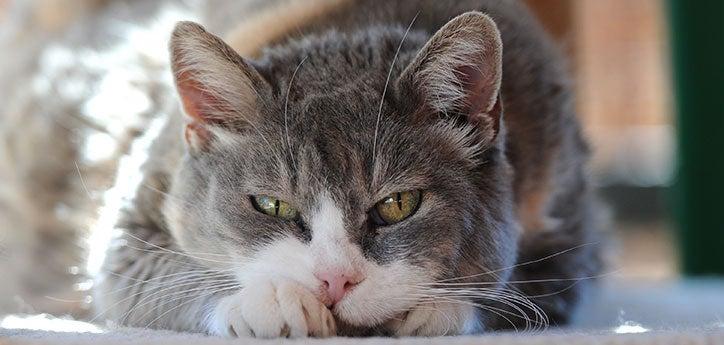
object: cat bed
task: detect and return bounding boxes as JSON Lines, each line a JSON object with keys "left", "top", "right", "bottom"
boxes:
{"left": 2, "top": 279, "right": 724, "bottom": 344}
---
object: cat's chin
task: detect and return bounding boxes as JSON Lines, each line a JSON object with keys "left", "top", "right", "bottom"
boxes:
{"left": 326, "top": 261, "right": 434, "bottom": 329}
{"left": 333, "top": 300, "right": 410, "bottom": 329}
{"left": 333, "top": 297, "right": 476, "bottom": 336}
{"left": 331, "top": 287, "right": 417, "bottom": 329}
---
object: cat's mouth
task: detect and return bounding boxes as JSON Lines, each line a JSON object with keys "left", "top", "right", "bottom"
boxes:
{"left": 329, "top": 280, "right": 418, "bottom": 329}
{"left": 320, "top": 261, "right": 434, "bottom": 328}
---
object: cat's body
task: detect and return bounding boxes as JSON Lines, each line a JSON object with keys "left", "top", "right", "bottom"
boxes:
{"left": 95, "top": 0, "right": 600, "bottom": 337}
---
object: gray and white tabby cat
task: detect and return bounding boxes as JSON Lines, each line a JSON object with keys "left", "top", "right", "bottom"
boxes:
{"left": 95, "top": 0, "right": 600, "bottom": 337}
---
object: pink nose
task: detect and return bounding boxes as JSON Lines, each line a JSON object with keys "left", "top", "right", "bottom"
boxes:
{"left": 315, "top": 270, "right": 362, "bottom": 306}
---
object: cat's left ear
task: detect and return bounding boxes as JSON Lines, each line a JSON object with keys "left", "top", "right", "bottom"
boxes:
{"left": 396, "top": 12, "right": 503, "bottom": 142}
{"left": 169, "top": 21, "right": 271, "bottom": 153}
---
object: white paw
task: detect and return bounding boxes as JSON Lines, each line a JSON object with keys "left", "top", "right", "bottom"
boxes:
{"left": 210, "top": 279, "right": 336, "bottom": 338}
{"left": 386, "top": 301, "right": 472, "bottom": 336}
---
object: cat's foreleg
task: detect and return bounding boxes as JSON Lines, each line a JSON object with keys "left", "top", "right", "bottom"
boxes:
{"left": 93, "top": 229, "right": 235, "bottom": 333}
{"left": 94, "top": 229, "right": 336, "bottom": 338}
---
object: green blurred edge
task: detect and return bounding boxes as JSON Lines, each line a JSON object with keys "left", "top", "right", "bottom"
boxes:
{"left": 666, "top": 0, "right": 724, "bottom": 275}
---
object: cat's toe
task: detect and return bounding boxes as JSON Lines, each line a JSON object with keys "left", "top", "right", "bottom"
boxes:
{"left": 210, "top": 281, "right": 286, "bottom": 338}
{"left": 210, "top": 292, "right": 253, "bottom": 337}
{"left": 239, "top": 280, "right": 288, "bottom": 338}
{"left": 306, "top": 297, "right": 336, "bottom": 337}
{"left": 209, "top": 279, "right": 335, "bottom": 338}
{"left": 276, "top": 280, "right": 336, "bottom": 337}
{"left": 226, "top": 316, "right": 252, "bottom": 337}
{"left": 275, "top": 282, "right": 309, "bottom": 337}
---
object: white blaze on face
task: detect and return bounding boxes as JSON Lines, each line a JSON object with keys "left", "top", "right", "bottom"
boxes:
{"left": 234, "top": 192, "right": 448, "bottom": 328}
{"left": 234, "top": 192, "right": 367, "bottom": 293}
{"left": 308, "top": 193, "right": 366, "bottom": 276}
{"left": 306, "top": 193, "right": 435, "bottom": 327}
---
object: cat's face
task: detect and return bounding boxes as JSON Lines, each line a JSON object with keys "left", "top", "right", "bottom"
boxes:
{"left": 164, "top": 15, "right": 518, "bottom": 332}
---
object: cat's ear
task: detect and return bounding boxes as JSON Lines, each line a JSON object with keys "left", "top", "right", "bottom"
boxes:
{"left": 169, "top": 21, "right": 270, "bottom": 152}
{"left": 396, "top": 12, "right": 503, "bottom": 141}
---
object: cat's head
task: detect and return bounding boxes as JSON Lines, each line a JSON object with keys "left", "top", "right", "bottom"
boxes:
{"left": 164, "top": 12, "right": 518, "bottom": 333}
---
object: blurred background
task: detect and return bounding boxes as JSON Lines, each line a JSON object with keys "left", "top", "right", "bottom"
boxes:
{"left": 526, "top": 0, "right": 723, "bottom": 281}
{"left": 531, "top": 0, "right": 679, "bottom": 280}
{"left": 0, "top": 0, "right": 722, "bottom": 332}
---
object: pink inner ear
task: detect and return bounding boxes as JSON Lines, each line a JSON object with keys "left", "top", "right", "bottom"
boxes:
{"left": 457, "top": 65, "right": 497, "bottom": 116}
{"left": 457, "top": 65, "right": 502, "bottom": 138}
{"left": 176, "top": 72, "right": 223, "bottom": 151}
{"left": 176, "top": 71, "right": 225, "bottom": 125}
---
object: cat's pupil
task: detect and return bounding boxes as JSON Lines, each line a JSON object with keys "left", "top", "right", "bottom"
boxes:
{"left": 396, "top": 192, "right": 403, "bottom": 211}
{"left": 274, "top": 199, "right": 280, "bottom": 216}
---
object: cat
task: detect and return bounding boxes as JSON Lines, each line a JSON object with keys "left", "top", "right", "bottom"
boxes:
{"left": 94, "top": 0, "right": 601, "bottom": 337}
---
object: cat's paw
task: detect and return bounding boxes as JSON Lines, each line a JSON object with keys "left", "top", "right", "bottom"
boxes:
{"left": 210, "top": 279, "right": 336, "bottom": 338}
{"left": 386, "top": 302, "right": 473, "bottom": 336}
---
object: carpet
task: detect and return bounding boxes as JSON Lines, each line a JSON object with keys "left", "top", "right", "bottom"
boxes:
{"left": 2, "top": 279, "right": 724, "bottom": 344}
{"left": 2, "top": 327, "right": 723, "bottom": 345}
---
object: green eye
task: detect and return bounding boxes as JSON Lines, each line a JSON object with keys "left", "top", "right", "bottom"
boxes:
{"left": 373, "top": 190, "right": 422, "bottom": 225}
{"left": 251, "top": 195, "right": 299, "bottom": 220}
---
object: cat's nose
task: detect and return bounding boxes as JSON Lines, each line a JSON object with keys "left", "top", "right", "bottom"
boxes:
{"left": 315, "top": 270, "right": 363, "bottom": 307}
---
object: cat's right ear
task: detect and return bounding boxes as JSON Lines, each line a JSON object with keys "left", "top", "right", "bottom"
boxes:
{"left": 169, "top": 21, "right": 270, "bottom": 153}
{"left": 396, "top": 12, "right": 503, "bottom": 145}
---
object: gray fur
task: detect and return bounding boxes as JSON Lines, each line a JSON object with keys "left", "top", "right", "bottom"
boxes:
{"left": 96, "top": 0, "right": 601, "bottom": 336}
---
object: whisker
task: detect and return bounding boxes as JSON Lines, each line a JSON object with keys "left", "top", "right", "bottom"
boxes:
{"left": 114, "top": 244, "right": 212, "bottom": 268}
{"left": 146, "top": 284, "right": 240, "bottom": 328}
{"left": 99, "top": 267, "right": 234, "bottom": 296}
{"left": 121, "top": 231, "right": 239, "bottom": 265}
{"left": 436, "top": 241, "right": 599, "bottom": 283}
{"left": 411, "top": 296, "right": 522, "bottom": 332}
{"left": 92, "top": 272, "right": 236, "bottom": 323}
{"left": 119, "top": 277, "right": 238, "bottom": 323}
{"left": 372, "top": 12, "right": 419, "bottom": 164}
{"left": 139, "top": 182, "right": 193, "bottom": 209}
{"left": 525, "top": 278, "right": 585, "bottom": 299}
{"left": 433, "top": 297, "right": 525, "bottom": 331}
{"left": 436, "top": 294, "right": 545, "bottom": 332}
{"left": 74, "top": 161, "right": 93, "bottom": 200}
{"left": 404, "top": 286, "right": 550, "bottom": 332}
{"left": 128, "top": 281, "right": 240, "bottom": 324}
{"left": 116, "top": 242, "right": 240, "bottom": 268}
{"left": 424, "top": 269, "right": 619, "bottom": 287}
{"left": 284, "top": 55, "right": 308, "bottom": 171}
{"left": 396, "top": 295, "right": 536, "bottom": 331}
{"left": 416, "top": 291, "right": 537, "bottom": 331}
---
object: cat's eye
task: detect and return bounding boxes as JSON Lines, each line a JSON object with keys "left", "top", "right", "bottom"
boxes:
{"left": 371, "top": 190, "right": 422, "bottom": 226}
{"left": 251, "top": 195, "right": 299, "bottom": 220}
